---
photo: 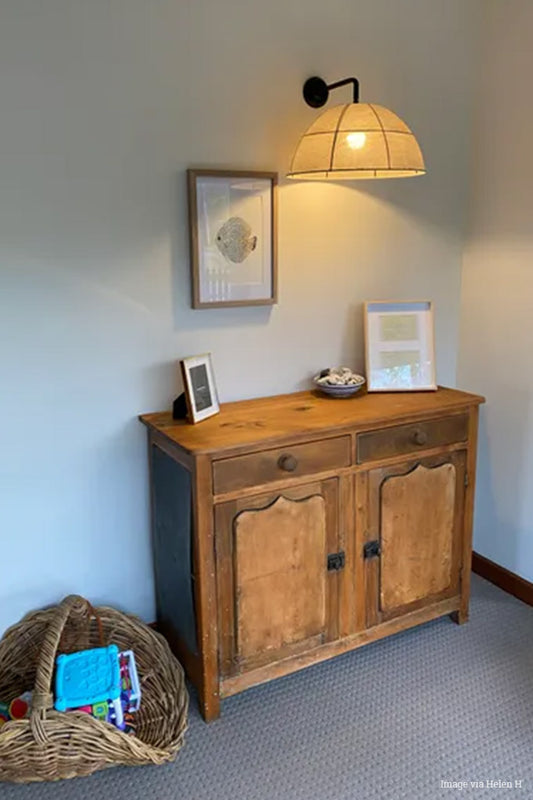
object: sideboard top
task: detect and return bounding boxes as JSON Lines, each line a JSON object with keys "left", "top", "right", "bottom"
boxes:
{"left": 139, "top": 386, "right": 484, "bottom": 457}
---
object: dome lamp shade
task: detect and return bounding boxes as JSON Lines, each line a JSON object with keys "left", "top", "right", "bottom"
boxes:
{"left": 287, "top": 76, "right": 425, "bottom": 180}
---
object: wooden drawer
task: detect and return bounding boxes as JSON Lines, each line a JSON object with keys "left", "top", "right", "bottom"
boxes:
{"left": 213, "top": 436, "right": 351, "bottom": 494}
{"left": 356, "top": 414, "right": 468, "bottom": 464}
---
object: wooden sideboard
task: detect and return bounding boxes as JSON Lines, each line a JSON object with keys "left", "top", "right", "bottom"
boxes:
{"left": 140, "top": 386, "right": 484, "bottom": 721}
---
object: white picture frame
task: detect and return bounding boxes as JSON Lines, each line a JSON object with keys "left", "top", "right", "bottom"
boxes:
{"left": 187, "top": 169, "right": 278, "bottom": 309}
{"left": 364, "top": 300, "right": 437, "bottom": 392}
{"left": 180, "top": 353, "right": 220, "bottom": 424}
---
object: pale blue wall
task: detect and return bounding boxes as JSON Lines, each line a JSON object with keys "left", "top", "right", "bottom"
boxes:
{"left": 0, "top": 0, "right": 480, "bottom": 633}
{"left": 459, "top": 0, "right": 533, "bottom": 583}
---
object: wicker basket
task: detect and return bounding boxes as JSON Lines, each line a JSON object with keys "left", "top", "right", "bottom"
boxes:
{"left": 0, "top": 594, "right": 188, "bottom": 783}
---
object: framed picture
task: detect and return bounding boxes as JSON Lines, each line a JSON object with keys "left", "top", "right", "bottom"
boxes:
{"left": 187, "top": 169, "right": 278, "bottom": 308}
{"left": 364, "top": 300, "right": 437, "bottom": 392}
{"left": 180, "top": 353, "right": 220, "bottom": 423}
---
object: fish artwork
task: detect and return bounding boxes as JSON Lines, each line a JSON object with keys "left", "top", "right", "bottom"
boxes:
{"left": 215, "top": 216, "right": 258, "bottom": 264}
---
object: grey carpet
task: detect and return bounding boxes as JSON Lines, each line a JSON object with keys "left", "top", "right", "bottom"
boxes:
{"left": 1, "top": 575, "right": 532, "bottom": 800}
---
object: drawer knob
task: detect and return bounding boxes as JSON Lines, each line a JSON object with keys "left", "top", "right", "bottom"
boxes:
{"left": 412, "top": 429, "right": 428, "bottom": 446}
{"left": 278, "top": 454, "right": 298, "bottom": 472}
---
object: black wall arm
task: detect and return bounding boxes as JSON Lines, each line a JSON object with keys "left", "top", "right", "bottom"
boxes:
{"left": 303, "top": 76, "right": 360, "bottom": 108}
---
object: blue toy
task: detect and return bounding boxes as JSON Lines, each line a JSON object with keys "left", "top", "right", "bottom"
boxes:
{"left": 54, "top": 644, "right": 121, "bottom": 714}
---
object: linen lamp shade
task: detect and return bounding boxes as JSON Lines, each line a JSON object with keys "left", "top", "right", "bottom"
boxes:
{"left": 287, "top": 101, "right": 425, "bottom": 180}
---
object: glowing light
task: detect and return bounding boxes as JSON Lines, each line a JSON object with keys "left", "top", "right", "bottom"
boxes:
{"left": 288, "top": 102, "right": 425, "bottom": 180}
{"left": 346, "top": 132, "right": 366, "bottom": 149}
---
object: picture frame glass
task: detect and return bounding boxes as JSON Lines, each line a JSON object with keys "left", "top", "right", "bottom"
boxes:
{"left": 189, "top": 363, "right": 213, "bottom": 413}
{"left": 181, "top": 353, "right": 220, "bottom": 423}
{"left": 365, "top": 301, "right": 436, "bottom": 392}
{"left": 190, "top": 171, "right": 276, "bottom": 307}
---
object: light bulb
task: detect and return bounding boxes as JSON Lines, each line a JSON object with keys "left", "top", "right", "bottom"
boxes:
{"left": 346, "top": 132, "right": 366, "bottom": 150}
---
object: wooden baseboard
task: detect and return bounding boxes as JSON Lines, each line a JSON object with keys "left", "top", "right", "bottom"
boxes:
{"left": 472, "top": 551, "right": 533, "bottom": 607}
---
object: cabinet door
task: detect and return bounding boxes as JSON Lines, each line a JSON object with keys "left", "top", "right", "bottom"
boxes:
{"left": 215, "top": 479, "right": 340, "bottom": 676}
{"left": 362, "top": 451, "right": 466, "bottom": 626}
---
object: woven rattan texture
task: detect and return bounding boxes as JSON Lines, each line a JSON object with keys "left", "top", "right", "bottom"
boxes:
{"left": 0, "top": 595, "right": 188, "bottom": 783}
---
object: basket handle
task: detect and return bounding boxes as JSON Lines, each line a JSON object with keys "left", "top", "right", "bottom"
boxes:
{"left": 30, "top": 594, "right": 104, "bottom": 743}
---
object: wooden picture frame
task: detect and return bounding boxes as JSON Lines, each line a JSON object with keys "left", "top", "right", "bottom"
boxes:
{"left": 187, "top": 169, "right": 278, "bottom": 309}
{"left": 364, "top": 300, "right": 437, "bottom": 392}
{"left": 180, "top": 353, "right": 220, "bottom": 423}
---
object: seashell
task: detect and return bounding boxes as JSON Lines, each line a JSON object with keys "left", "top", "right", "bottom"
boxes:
{"left": 313, "top": 366, "right": 366, "bottom": 397}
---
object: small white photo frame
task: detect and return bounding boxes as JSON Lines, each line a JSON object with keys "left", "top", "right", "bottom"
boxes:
{"left": 180, "top": 353, "right": 220, "bottom": 423}
{"left": 364, "top": 301, "right": 437, "bottom": 392}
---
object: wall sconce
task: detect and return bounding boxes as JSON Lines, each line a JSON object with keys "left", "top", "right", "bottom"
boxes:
{"left": 287, "top": 76, "right": 425, "bottom": 180}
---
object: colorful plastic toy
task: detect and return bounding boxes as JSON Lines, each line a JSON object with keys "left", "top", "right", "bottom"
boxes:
{"left": 54, "top": 646, "right": 141, "bottom": 733}
{"left": 119, "top": 650, "right": 141, "bottom": 713}
{"left": 54, "top": 644, "right": 121, "bottom": 713}
{"left": 73, "top": 699, "right": 121, "bottom": 726}
{"left": 0, "top": 691, "right": 33, "bottom": 727}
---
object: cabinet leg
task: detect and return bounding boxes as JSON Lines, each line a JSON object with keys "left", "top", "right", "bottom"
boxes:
{"left": 450, "top": 609, "right": 468, "bottom": 625}
{"left": 199, "top": 687, "right": 221, "bottom": 722}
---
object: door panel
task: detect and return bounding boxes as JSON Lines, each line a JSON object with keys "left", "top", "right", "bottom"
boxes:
{"left": 215, "top": 478, "right": 340, "bottom": 676}
{"left": 380, "top": 463, "right": 455, "bottom": 612}
{"left": 235, "top": 495, "right": 326, "bottom": 661}
{"left": 362, "top": 451, "right": 466, "bottom": 626}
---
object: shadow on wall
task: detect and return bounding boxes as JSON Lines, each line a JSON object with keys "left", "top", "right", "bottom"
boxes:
{"left": 169, "top": 161, "right": 463, "bottom": 334}
{"left": 473, "top": 392, "right": 531, "bottom": 577}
